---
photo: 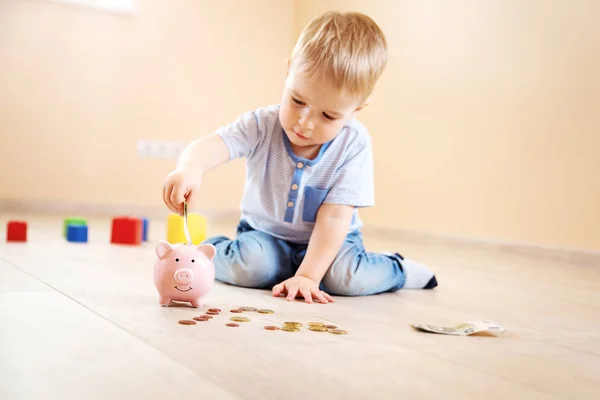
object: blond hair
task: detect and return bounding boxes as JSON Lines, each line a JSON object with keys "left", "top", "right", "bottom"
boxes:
{"left": 289, "top": 11, "right": 388, "bottom": 101}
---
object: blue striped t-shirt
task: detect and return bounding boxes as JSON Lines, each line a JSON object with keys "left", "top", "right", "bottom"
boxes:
{"left": 215, "top": 104, "right": 374, "bottom": 244}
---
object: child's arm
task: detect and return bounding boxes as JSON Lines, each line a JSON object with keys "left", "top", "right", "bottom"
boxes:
{"left": 272, "top": 203, "right": 354, "bottom": 303}
{"left": 163, "top": 133, "right": 230, "bottom": 215}
{"left": 177, "top": 133, "right": 230, "bottom": 173}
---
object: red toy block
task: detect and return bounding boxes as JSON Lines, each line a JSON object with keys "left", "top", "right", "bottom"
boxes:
{"left": 110, "top": 216, "right": 142, "bottom": 245}
{"left": 7, "top": 220, "right": 27, "bottom": 242}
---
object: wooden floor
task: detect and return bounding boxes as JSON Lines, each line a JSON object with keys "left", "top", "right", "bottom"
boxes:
{"left": 0, "top": 212, "right": 598, "bottom": 399}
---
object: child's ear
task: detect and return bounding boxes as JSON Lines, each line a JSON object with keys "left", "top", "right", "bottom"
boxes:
{"left": 352, "top": 99, "right": 371, "bottom": 116}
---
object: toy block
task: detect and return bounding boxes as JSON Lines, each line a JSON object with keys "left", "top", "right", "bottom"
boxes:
{"left": 63, "top": 217, "right": 87, "bottom": 238}
{"left": 7, "top": 220, "right": 27, "bottom": 242}
{"left": 67, "top": 224, "right": 88, "bottom": 243}
{"left": 110, "top": 216, "right": 142, "bottom": 245}
{"left": 167, "top": 213, "right": 207, "bottom": 245}
{"left": 141, "top": 217, "right": 149, "bottom": 242}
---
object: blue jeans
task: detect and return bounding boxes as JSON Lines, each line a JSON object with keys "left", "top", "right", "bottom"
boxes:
{"left": 202, "top": 220, "right": 407, "bottom": 296}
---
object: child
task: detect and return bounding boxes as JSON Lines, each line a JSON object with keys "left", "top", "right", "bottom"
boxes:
{"left": 162, "top": 11, "right": 437, "bottom": 304}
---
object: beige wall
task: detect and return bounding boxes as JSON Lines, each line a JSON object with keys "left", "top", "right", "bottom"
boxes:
{"left": 1, "top": 0, "right": 599, "bottom": 252}
{"left": 0, "top": 0, "right": 294, "bottom": 213}
{"left": 295, "top": 0, "right": 600, "bottom": 252}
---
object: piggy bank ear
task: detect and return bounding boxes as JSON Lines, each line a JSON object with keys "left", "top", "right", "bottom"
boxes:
{"left": 155, "top": 240, "right": 173, "bottom": 259}
{"left": 197, "top": 243, "right": 216, "bottom": 261}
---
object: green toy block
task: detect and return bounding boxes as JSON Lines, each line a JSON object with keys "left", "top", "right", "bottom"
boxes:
{"left": 63, "top": 217, "right": 87, "bottom": 237}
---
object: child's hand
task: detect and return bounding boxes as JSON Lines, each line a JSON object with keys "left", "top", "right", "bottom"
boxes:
{"left": 272, "top": 276, "right": 335, "bottom": 304}
{"left": 162, "top": 167, "right": 203, "bottom": 216}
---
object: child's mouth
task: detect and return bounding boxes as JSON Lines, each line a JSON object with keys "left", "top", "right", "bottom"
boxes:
{"left": 295, "top": 130, "right": 308, "bottom": 140}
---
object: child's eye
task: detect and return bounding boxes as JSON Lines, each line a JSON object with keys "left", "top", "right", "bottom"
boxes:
{"left": 322, "top": 112, "right": 336, "bottom": 121}
{"left": 292, "top": 97, "right": 304, "bottom": 105}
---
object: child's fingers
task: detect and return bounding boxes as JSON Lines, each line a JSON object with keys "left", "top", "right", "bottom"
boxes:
{"left": 163, "top": 185, "right": 176, "bottom": 214}
{"left": 313, "top": 290, "right": 329, "bottom": 304}
{"left": 171, "top": 185, "right": 186, "bottom": 216}
{"left": 271, "top": 283, "right": 284, "bottom": 297}
{"left": 162, "top": 185, "right": 170, "bottom": 208}
{"left": 186, "top": 189, "right": 197, "bottom": 210}
{"left": 300, "top": 288, "right": 313, "bottom": 303}
{"left": 322, "top": 291, "right": 335, "bottom": 303}
{"left": 286, "top": 286, "right": 299, "bottom": 301}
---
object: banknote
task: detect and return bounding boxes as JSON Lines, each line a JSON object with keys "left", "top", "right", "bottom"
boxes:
{"left": 411, "top": 320, "right": 506, "bottom": 336}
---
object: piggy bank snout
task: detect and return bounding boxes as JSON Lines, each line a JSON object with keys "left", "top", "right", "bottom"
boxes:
{"left": 174, "top": 268, "right": 194, "bottom": 285}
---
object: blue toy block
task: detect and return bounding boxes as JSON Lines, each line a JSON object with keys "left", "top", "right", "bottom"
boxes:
{"left": 142, "top": 217, "right": 149, "bottom": 241}
{"left": 67, "top": 224, "right": 88, "bottom": 243}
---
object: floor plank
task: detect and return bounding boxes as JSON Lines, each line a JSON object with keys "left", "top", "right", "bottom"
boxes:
{"left": 1, "top": 212, "right": 598, "bottom": 399}
{"left": 0, "top": 291, "right": 239, "bottom": 400}
{"left": 0, "top": 258, "right": 49, "bottom": 291}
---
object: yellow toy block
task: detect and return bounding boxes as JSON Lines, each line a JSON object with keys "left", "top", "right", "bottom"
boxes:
{"left": 166, "top": 213, "right": 207, "bottom": 245}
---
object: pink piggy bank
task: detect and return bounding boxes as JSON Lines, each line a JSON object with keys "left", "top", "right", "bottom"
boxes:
{"left": 153, "top": 240, "right": 217, "bottom": 307}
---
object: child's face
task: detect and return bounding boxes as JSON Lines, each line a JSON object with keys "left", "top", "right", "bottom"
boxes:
{"left": 279, "top": 62, "right": 365, "bottom": 152}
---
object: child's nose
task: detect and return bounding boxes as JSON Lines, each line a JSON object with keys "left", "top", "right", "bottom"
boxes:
{"left": 298, "top": 109, "right": 314, "bottom": 130}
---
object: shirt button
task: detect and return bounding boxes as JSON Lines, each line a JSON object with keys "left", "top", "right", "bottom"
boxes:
{"left": 291, "top": 184, "right": 298, "bottom": 190}
{"left": 287, "top": 201, "right": 294, "bottom": 207}
{"left": 297, "top": 162, "right": 304, "bottom": 169}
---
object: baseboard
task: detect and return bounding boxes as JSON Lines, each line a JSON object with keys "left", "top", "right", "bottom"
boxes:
{"left": 2, "top": 198, "right": 598, "bottom": 266}
{"left": 0, "top": 198, "right": 239, "bottom": 221}
{"left": 362, "top": 225, "right": 600, "bottom": 268}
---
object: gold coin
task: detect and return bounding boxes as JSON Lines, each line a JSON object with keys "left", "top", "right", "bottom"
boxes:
{"left": 281, "top": 326, "right": 300, "bottom": 332}
{"left": 257, "top": 309, "right": 274, "bottom": 314}
{"left": 329, "top": 329, "right": 348, "bottom": 335}
{"left": 308, "top": 322, "right": 325, "bottom": 327}
{"left": 240, "top": 307, "right": 257, "bottom": 312}
{"left": 283, "top": 321, "right": 302, "bottom": 327}
{"left": 230, "top": 316, "right": 250, "bottom": 322}
{"left": 309, "top": 326, "right": 328, "bottom": 332}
